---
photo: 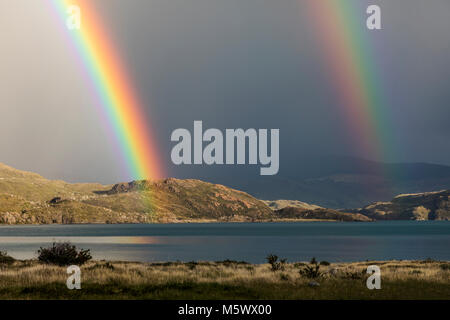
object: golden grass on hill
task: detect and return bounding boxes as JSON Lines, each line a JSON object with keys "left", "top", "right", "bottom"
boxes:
{"left": 0, "top": 259, "right": 448, "bottom": 300}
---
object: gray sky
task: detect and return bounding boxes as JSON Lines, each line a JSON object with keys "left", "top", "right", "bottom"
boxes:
{"left": 0, "top": 0, "right": 449, "bottom": 184}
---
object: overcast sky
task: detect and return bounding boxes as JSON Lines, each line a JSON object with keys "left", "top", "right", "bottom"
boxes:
{"left": 0, "top": 0, "right": 449, "bottom": 184}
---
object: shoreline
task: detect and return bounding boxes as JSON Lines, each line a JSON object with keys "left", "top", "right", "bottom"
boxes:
{"left": 0, "top": 219, "right": 344, "bottom": 226}
{"left": 1, "top": 219, "right": 449, "bottom": 227}
{"left": 6, "top": 218, "right": 450, "bottom": 226}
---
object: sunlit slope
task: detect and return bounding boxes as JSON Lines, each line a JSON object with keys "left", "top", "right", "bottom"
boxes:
{"left": 0, "top": 162, "right": 108, "bottom": 202}
{"left": 350, "top": 190, "right": 450, "bottom": 220}
{"left": 0, "top": 163, "right": 273, "bottom": 224}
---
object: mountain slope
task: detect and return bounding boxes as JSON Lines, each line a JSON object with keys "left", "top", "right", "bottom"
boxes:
{"left": 85, "top": 179, "right": 274, "bottom": 222}
{"left": 349, "top": 190, "right": 450, "bottom": 220}
{"left": 274, "top": 207, "right": 372, "bottom": 222}
{"left": 0, "top": 163, "right": 274, "bottom": 224}
{"left": 0, "top": 162, "right": 108, "bottom": 202}
{"left": 2, "top": 162, "right": 448, "bottom": 223}
{"left": 201, "top": 156, "right": 450, "bottom": 208}
{"left": 263, "top": 199, "right": 322, "bottom": 210}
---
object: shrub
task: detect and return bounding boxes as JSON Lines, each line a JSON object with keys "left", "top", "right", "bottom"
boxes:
{"left": 218, "top": 259, "right": 249, "bottom": 267}
{"left": 440, "top": 263, "right": 450, "bottom": 271}
{"left": 0, "top": 251, "right": 15, "bottom": 265}
{"left": 320, "top": 261, "right": 330, "bottom": 266}
{"left": 279, "top": 273, "right": 290, "bottom": 281}
{"left": 294, "top": 262, "right": 306, "bottom": 268}
{"left": 299, "top": 264, "right": 323, "bottom": 279}
{"left": 37, "top": 242, "right": 92, "bottom": 266}
{"left": 266, "top": 254, "right": 278, "bottom": 265}
{"left": 186, "top": 261, "right": 198, "bottom": 270}
{"left": 299, "top": 257, "right": 323, "bottom": 279}
{"left": 341, "top": 270, "right": 365, "bottom": 280}
{"left": 266, "top": 254, "right": 287, "bottom": 272}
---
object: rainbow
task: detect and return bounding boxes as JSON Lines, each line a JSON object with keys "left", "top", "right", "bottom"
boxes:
{"left": 48, "top": 0, "right": 164, "bottom": 181}
{"left": 305, "top": 0, "right": 393, "bottom": 163}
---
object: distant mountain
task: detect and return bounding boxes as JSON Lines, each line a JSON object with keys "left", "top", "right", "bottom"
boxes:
{"left": 348, "top": 190, "right": 450, "bottom": 221}
{"left": 197, "top": 156, "right": 450, "bottom": 208}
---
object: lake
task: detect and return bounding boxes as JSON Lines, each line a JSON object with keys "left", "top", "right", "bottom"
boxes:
{"left": 0, "top": 221, "right": 449, "bottom": 263}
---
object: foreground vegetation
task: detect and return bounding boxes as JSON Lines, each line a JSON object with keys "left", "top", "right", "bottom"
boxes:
{"left": 0, "top": 256, "right": 448, "bottom": 300}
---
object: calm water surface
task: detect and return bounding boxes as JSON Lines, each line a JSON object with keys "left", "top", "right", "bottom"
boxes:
{"left": 0, "top": 221, "right": 449, "bottom": 263}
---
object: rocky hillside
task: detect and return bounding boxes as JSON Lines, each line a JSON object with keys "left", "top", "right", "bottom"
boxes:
{"left": 263, "top": 199, "right": 322, "bottom": 210}
{"left": 274, "top": 207, "right": 372, "bottom": 222}
{"left": 2, "top": 162, "right": 448, "bottom": 224}
{"left": 0, "top": 163, "right": 273, "bottom": 224}
{"left": 85, "top": 178, "right": 274, "bottom": 223}
{"left": 213, "top": 156, "right": 450, "bottom": 208}
{"left": 349, "top": 190, "right": 450, "bottom": 220}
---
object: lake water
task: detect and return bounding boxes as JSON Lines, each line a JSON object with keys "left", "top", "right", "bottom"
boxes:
{"left": 0, "top": 221, "right": 449, "bottom": 263}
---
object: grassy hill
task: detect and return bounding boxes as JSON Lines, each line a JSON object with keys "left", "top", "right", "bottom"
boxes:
{"left": 6, "top": 162, "right": 446, "bottom": 224}
{"left": 350, "top": 190, "right": 450, "bottom": 221}
{"left": 0, "top": 163, "right": 275, "bottom": 224}
{"left": 263, "top": 199, "right": 322, "bottom": 210}
{"left": 274, "top": 207, "right": 373, "bottom": 222}
{"left": 0, "top": 162, "right": 107, "bottom": 201}
{"left": 0, "top": 162, "right": 376, "bottom": 224}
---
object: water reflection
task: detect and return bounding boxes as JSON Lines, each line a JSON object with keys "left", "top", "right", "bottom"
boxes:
{"left": 0, "top": 236, "right": 160, "bottom": 244}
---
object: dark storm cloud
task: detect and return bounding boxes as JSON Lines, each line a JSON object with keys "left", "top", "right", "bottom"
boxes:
{"left": 0, "top": 0, "right": 449, "bottom": 183}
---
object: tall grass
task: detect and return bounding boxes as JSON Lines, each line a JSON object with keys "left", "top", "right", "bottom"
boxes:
{"left": 0, "top": 259, "right": 448, "bottom": 300}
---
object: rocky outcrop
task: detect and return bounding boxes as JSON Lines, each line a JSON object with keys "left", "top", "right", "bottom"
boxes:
{"left": 352, "top": 190, "right": 450, "bottom": 220}
{"left": 94, "top": 178, "right": 274, "bottom": 222}
{"left": 0, "top": 163, "right": 274, "bottom": 224}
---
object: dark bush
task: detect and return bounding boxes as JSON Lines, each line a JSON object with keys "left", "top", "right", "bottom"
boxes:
{"left": 299, "top": 264, "right": 323, "bottom": 279}
{"left": 294, "top": 262, "right": 306, "bottom": 268}
{"left": 266, "top": 254, "right": 287, "bottom": 272}
{"left": 440, "top": 263, "right": 450, "bottom": 271}
{"left": 299, "top": 257, "right": 323, "bottom": 279}
{"left": 341, "top": 270, "right": 365, "bottom": 280}
{"left": 37, "top": 242, "right": 92, "bottom": 266}
{"left": 0, "top": 251, "right": 15, "bottom": 265}
{"left": 266, "top": 254, "right": 278, "bottom": 266}
{"left": 279, "top": 273, "right": 290, "bottom": 281}
{"left": 186, "top": 261, "right": 198, "bottom": 270}
{"left": 320, "top": 261, "right": 330, "bottom": 266}
{"left": 217, "top": 259, "right": 250, "bottom": 267}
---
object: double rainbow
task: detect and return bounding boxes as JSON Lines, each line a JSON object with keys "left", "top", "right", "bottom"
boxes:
{"left": 49, "top": 0, "right": 163, "bottom": 181}
{"left": 48, "top": 0, "right": 392, "bottom": 182}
